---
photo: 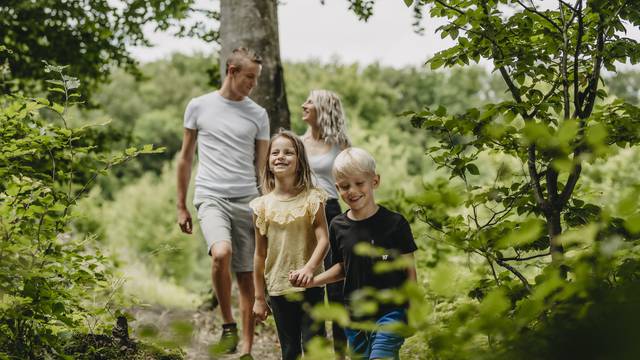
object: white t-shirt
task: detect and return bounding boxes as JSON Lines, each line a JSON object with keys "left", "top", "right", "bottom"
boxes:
{"left": 184, "top": 91, "right": 270, "bottom": 199}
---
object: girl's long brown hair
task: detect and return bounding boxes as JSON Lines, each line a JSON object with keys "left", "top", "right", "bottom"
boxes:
{"left": 260, "top": 129, "right": 314, "bottom": 194}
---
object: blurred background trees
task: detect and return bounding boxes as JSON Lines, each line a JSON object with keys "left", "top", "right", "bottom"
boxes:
{"left": 2, "top": 0, "right": 640, "bottom": 358}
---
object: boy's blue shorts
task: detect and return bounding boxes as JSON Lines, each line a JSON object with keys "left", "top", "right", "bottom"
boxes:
{"left": 345, "top": 308, "right": 406, "bottom": 360}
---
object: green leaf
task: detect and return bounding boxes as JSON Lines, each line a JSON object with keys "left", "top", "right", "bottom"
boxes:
{"left": 310, "top": 303, "right": 350, "bottom": 327}
{"left": 624, "top": 213, "right": 640, "bottom": 235}
{"left": 479, "top": 288, "right": 510, "bottom": 316}
{"left": 51, "top": 103, "right": 65, "bottom": 114}
{"left": 466, "top": 163, "right": 480, "bottom": 175}
{"left": 495, "top": 218, "right": 544, "bottom": 249}
{"left": 47, "top": 87, "right": 66, "bottom": 94}
{"left": 429, "top": 262, "right": 458, "bottom": 297}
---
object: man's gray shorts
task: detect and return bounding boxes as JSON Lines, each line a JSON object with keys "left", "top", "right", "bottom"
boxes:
{"left": 194, "top": 194, "right": 257, "bottom": 273}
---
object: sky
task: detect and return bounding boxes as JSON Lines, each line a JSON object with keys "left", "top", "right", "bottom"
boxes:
{"left": 129, "top": 0, "right": 639, "bottom": 69}
{"left": 130, "top": 0, "right": 454, "bottom": 67}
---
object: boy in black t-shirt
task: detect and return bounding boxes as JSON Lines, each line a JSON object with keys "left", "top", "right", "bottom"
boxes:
{"left": 300, "top": 147, "right": 417, "bottom": 360}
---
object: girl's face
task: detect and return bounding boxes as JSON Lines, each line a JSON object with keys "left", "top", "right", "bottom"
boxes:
{"left": 301, "top": 97, "right": 318, "bottom": 126}
{"left": 269, "top": 136, "right": 298, "bottom": 178}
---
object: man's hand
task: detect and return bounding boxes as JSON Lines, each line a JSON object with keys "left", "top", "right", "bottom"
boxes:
{"left": 253, "top": 298, "right": 270, "bottom": 322}
{"left": 288, "top": 266, "right": 314, "bottom": 288}
{"left": 177, "top": 207, "right": 193, "bottom": 234}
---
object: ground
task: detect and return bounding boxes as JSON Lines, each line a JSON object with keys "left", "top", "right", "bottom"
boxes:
{"left": 129, "top": 305, "right": 282, "bottom": 360}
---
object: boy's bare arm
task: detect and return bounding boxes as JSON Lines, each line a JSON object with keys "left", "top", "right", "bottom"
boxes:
{"left": 403, "top": 253, "right": 417, "bottom": 282}
{"left": 177, "top": 128, "right": 197, "bottom": 234}
{"left": 309, "top": 263, "right": 345, "bottom": 287}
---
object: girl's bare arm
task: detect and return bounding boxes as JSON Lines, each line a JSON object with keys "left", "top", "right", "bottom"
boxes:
{"left": 289, "top": 203, "right": 330, "bottom": 287}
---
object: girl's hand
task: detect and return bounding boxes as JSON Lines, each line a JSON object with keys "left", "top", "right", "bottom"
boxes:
{"left": 253, "top": 298, "right": 270, "bottom": 323}
{"left": 289, "top": 267, "right": 314, "bottom": 287}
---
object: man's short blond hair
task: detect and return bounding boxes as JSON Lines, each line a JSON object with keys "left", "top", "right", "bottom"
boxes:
{"left": 332, "top": 147, "right": 377, "bottom": 180}
{"left": 225, "top": 47, "right": 262, "bottom": 74}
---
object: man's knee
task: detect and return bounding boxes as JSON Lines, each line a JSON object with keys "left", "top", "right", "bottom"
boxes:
{"left": 211, "top": 242, "right": 232, "bottom": 266}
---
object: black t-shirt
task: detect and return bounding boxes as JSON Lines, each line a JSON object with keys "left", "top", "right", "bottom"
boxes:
{"left": 329, "top": 206, "right": 417, "bottom": 316}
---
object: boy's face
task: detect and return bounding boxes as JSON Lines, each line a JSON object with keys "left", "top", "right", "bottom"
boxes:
{"left": 335, "top": 172, "right": 379, "bottom": 213}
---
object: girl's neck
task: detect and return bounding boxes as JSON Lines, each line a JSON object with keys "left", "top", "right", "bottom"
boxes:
{"left": 272, "top": 175, "right": 300, "bottom": 198}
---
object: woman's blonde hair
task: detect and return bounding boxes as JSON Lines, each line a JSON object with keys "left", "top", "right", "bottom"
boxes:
{"left": 308, "top": 90, "right": 351, "bottom": 148}
{"left": 261, "top": 129, "right": 314, "bottom": 194}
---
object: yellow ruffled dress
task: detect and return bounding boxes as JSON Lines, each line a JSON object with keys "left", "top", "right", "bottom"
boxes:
{"left": 249, "top": 188, "right": 328, "bottom": 296}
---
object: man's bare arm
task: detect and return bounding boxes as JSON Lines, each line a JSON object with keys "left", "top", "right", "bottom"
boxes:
{"left": 255, "top": 139, "right": 269, "bottom": 194}
{"left": 177, "top": 128, "right": 197, "bottom": 234}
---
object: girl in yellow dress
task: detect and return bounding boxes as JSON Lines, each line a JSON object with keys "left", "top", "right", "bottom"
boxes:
{"left": 250, "top": 130, "right": 329, "bottom": 360}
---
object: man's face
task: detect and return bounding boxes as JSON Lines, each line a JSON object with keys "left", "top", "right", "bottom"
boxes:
{"left": 335, "top": 173, "right": 379, "bottom": 213}
{"left": 230, "top": 60, "right": 261, "bottom": 97}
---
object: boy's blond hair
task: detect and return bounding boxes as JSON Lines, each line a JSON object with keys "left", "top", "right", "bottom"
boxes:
{"left": 332, "top": 147, "right": 377, "bottom": 180}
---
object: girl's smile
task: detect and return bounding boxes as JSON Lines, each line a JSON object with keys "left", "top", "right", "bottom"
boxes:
{"left": 269, "top": 137, "right": 298, "bottom": 176}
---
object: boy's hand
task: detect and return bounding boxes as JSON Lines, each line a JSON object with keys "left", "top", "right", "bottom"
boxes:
{"left": 288, "top": 267, "right": 314, "bottom": 287}
{"left": 253, "top": 298, "right": 270, "bottom": 323}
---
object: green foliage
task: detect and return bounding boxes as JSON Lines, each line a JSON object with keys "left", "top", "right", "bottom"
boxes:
{"left": 340, "top": 1, "right": 640, "bottom": 358}
{"left": 75, "top": 160, "right": 209, "bottom": 298}
{"left": 0, "top": 61, "right": 162, "bottom": 357}
{"left": 74, "top": 53, "right": 219, "bottom": 197}
{"left": 51, "top": 48, "right": 640, "bottom": 356}
{"left": 389, "top": 0, "right": 640, "bottom": 358}
{"left": 0, "top": 0, "right": 217, "bottom": 98}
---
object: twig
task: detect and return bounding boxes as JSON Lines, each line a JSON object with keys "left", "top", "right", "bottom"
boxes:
{"left": 515, "top": 0, "right": 563, "bottom": 33}
{"left": 496, "top": 258, "right": 532, "bottom": 292}
{"left": 501, "top": 252, "right": 551, "bottom": 261}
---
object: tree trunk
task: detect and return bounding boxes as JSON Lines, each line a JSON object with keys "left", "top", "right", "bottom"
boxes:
{"left": 219, "top": 0, "right": 290, "bottom": 132}
{"left": 547, "top": 209, "right": 564, "bottom": 263}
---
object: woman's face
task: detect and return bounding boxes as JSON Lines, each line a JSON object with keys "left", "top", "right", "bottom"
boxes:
{"left": 301, "top": 97, "right": 318, "bottom": 126}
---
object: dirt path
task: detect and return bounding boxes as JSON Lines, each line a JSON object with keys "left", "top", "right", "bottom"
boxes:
{"left": 129, "top": 306, "right": 281, "bottom": 360}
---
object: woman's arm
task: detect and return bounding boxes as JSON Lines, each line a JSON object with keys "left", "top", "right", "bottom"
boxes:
{"left": 289, "top": 203, "right": 330, "bottom": 287}
{"left": 252, "top": 215, "right": 270, "bottom": 322}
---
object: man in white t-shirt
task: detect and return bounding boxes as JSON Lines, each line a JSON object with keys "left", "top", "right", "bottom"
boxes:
{"left": 177, "top": 48, "right": 270, "bottom": 359}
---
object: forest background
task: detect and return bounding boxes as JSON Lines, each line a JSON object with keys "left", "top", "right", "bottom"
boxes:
{"left": 2, "top": 1, "right": 640, "bottom": 359}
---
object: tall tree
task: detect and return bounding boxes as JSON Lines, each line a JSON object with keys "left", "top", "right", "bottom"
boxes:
{"left": 219, "top": 0, "right": 291, "bottom": 131}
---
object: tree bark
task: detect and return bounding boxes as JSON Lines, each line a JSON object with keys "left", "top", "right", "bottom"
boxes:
{"left": 547, "top": 209, "right": 564, "bottom": 262}
{"left": 219, "top": 0, "right": 290, "bottom": 132}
